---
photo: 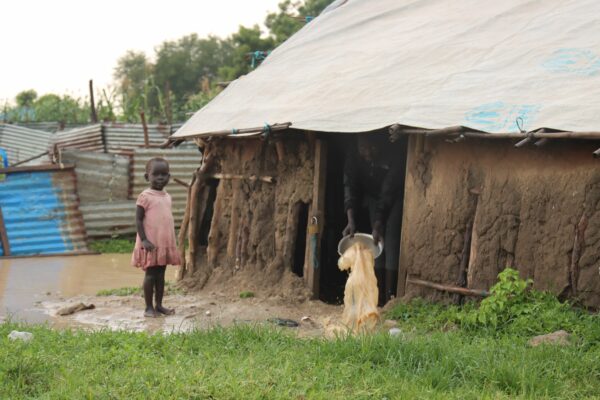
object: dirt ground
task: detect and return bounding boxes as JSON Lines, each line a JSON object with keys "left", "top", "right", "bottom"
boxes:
{"left": 41, "top": 291, "right": 346, "bottom": 336}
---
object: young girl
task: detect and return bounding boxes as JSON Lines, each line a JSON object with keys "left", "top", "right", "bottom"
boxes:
{"left": 131, "top": 157, "right": 181, "bottom": 317}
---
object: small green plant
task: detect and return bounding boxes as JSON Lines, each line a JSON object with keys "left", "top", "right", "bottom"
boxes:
{"left": 462, "top": 268, "right": 532, "bottom": 329}
{"left": 97, "top": 281, "right": 184, "bottom": 297}
{"left": 239, "top": 291, "right": 255, "bottom": 299}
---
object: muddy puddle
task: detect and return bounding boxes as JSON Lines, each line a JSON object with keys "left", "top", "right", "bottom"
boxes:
{"left": 0, "top": 254, "right": 344, "bottom": 335}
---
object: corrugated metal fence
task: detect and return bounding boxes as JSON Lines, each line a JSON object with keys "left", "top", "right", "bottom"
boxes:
{"left": 53, "top": 124, "right": 105, "bottom": 152}
{"left": 0, "top": 124, "right": 53, "bottom": 166}
{"left": 0, "top": 165, "right": 88, "bottom": 256}
{"left": 60, "top": 151, "right": 130, "bottom": 203}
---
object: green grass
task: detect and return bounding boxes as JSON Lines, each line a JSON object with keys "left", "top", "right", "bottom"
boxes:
{"left": 96, "top": 281, "right": 184, "bottom": 297}
{"left": 89, "top": 238, "right": 135, "bottom": 254}
{"left": 240, "top": 291, "right": 255, "bottom": 299}
{"left": 1, "top": 320, "right": 599, "bottom": 399}
{"left": 2, "top": 269, "right": 599, "bottom": 399}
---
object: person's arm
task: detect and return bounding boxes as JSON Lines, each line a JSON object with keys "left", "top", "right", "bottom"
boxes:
{"left": 343, "top": 145, "right": 359, "bottom": 237}
{"left": 136, "top": 205, "right": 155, "bottom": 251}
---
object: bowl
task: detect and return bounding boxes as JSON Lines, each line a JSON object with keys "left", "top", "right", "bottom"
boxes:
{"left": 337, "top": 232, "right": 384, "bottom": 259}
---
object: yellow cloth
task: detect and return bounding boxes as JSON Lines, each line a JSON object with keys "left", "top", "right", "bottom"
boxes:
{"left": 338, "top": 242, "right": 380, "bottom": 333}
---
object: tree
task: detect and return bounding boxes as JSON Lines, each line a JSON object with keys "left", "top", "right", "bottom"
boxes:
{"left": 114, "top": 51, "right": 154, "bottom": 122}
{"left": 154, "top": 34, "right": 234, "bottom": 108}
{"left": 218, "top": 25, "right": 274, "bottom": 81}
{"left": 265, "top": 0, "right": 335, "bottom": 45}
{"left": 15, "top": 90, "right": 38, "bottom": 108}
{"left": 33, "top": 94, "right": 88, "bottom": 124}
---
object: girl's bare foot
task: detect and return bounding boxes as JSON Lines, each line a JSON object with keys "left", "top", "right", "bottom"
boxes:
{"left": 144, "top": 308, "right": 159, "bottom": 318}
{"left": 156, "top": 305, "right": 175, "bottom": 315}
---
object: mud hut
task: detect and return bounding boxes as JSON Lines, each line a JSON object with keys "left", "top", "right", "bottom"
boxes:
{"left": 172, "top": 0, "right": 600, "bottom": 307}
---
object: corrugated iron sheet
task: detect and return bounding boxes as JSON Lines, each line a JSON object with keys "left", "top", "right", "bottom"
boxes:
{"left": 80, "top": 200, "right": 136, "bottom": 238}
{"left": 131, "top": 148, "right": 201, "bottom": 225}
{"left": 104, "top": 123, "right": 170, "bottom": 153}
{"left": 61, "top": 151, "right": 130, "bottom": 203}
{"left": 53, "top": 124, "right": 105, "bottom": 152}
{"left": 0, "top": 124, "right": 53, "bottom": 166}
{"left": 16, "top": 122, "right": 88, "bottom": 133}
{"left": 0, "top": 166, "right": 88, "bottom": 256}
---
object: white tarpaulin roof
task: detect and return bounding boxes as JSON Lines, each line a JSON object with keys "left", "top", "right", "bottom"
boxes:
{"left": 173, "top": 0, "right": 600, "bottom": 138}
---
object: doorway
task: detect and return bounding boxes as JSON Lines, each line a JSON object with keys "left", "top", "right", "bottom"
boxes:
{"left": 318, "top": 131, "right": 409, "bottom": 304}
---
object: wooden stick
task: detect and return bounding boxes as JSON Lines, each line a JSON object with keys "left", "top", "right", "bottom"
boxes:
{"left": 89, "top": 79, "right": 98, "bottom": 123}
{"left": 169, "top": 122, "right": 291, "bottom": 140}
{"left": 275, "top": 140, "right": 286, "bottom": 162}
{"left": 407, "top": 278, "right": 489, "bottom": 297}
{"left": 140, "top": 111, "right": 150, "bottom": 148}
{"left": 0, "top": 207, "right": 10, "bottom": 256}
{"left": 187, "top": 175, "right": 202, "bottom": 275}
{"left": 209, "top": 173, "right": 275, "bottom": 184}
{"left": 8, "top": 151, "right": 49, "bottom": 168}
{"left": 173, "top": 177, "right": 189, "bottom": 188}
{"left": 176, "top": 173, "right": 196, "bottom": 280}
{"left": 226, "top": 181, "right": 241, "bottom": 258}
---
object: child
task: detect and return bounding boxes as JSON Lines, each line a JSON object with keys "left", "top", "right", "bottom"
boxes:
{"left": 131, "top": 157, "right": 181, "bottom": 317}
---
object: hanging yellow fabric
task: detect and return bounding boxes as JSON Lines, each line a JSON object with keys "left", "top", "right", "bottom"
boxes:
{"left": 338, "top": 242, "right": 380, "bottom": 333}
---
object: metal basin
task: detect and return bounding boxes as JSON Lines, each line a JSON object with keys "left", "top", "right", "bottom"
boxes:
{"left": 337, "top": 232, "right": 384, "bottom": 259}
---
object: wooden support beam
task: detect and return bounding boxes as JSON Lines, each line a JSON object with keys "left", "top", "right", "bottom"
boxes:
{"left": 304, "top": 138, "right": 327, "bottom": 299}
{"left": 0, "top": 207, "right": 10, "bottom": 256}
{"left": 140, "top": 111, "right": 150, "bottom": 148}
{"left": 407, "top": 278, "right": 489, "bottom": 297}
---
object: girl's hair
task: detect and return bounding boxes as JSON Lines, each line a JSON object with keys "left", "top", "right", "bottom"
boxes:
{"left": 145, "top": 157, "right": 169, "bottom": 173}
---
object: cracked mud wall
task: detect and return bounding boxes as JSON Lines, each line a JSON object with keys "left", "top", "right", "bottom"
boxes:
{"left": 186, "top": 136, "right": 314, "bottom": 299}
{"left": 400, "top": 137, "right": 600, "bottom": 308}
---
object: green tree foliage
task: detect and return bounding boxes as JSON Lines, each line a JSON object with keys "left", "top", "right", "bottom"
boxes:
{"left": 265, "top": 0, "right": 334, "bottom": 45}
{"left": 218, "top": 25, "right": 274, "bottom": 81}
{"left": 33, "top": 94, "right": 89, "bottom": 124}
{"left": 15, "top": 90, "right": 38, "bottom": 108}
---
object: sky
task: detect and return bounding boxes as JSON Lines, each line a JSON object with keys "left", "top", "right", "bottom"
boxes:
{"left": 0, "top": 0, "right": 282, "bottom": 104}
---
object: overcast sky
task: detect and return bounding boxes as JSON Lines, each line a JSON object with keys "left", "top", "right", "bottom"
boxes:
{"left": 0, "top": 0, "right": 282, "bottom": 103}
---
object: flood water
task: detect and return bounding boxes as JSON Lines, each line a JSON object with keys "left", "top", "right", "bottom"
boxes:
{"left": 0, "top": 254, "right": 176, "bottom": 324}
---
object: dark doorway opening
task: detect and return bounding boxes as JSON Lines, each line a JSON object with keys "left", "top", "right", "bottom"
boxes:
{"left": 318, "top": 131, "right": 409, "bottom": 304}
{"left": 292, "top": 202, "right": 309, "bottom": 277}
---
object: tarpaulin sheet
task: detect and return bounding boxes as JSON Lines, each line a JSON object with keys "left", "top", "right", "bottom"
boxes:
{"left": 173, "top": 0, "right": 600, "bottom": 138}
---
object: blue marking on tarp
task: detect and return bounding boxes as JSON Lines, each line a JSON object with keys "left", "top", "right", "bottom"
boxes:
{"left": 465, "top": 102, "right": 540, "bottom": 132}
{"left": 541, "top": 48, "right": 600, "bottom": 76}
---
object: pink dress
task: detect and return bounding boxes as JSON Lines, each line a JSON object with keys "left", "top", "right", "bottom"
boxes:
{"left": 131, "top": 188, "right": 181, "bottom": 270}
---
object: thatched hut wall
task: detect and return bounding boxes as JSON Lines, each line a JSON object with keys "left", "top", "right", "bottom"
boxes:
{"left": 400, "top": 136, "right": 600, "bottom": 308}
{"left": 185, "top": 135, "right": 315, "bottom": 297}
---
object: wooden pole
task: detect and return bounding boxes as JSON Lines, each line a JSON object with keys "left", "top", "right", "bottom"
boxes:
{"left": 176, "top": 173, "right": 196, "bottom": 280}
{"left": 140, "top": 111, "right": 150, "bottom": 148}
{"left": 209, "top": 173, "right": 275, "bottom": 184}
{"left": 8, "top": 151, "right": 49, "bottom": 168}
{"left": 407, "top": 278, "right": 489, "bottom": 297}
{"left": 0, "top": 207, "right": 11, "bottom": 256}
{"left": 89, "top": 79, "right": 98, "bottom": 123}
{"left": 304, "top": 138, "right": 327, "bottom": 299}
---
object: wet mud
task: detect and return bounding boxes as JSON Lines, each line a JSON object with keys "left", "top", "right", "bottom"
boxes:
{"left": 0, "top": 254, "right": 345, "bottom": 335}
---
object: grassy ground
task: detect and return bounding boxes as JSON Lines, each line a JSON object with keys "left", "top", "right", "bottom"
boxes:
{"left": 88, "top": 238, "right": 135, "bottom": 254}
{"left": 1, "top": 269, "right": 599, "bottom": 399}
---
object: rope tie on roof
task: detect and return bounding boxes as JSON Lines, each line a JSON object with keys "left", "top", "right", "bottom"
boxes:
{"left": 262, "top": 123, "right": 272, "bottom": 140}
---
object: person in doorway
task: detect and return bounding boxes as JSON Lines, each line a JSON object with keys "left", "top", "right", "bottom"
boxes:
{"left": 342, "top": 133, "right": 405, "bottom": 305}
{"left": 131, "top": 157, "right": 181, "bottom": 317}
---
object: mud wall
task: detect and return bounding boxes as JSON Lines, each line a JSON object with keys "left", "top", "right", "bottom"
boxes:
{"left": 400, "top": 137, "right": 600, "bottom": 308}
{"left": 189, "top": 136, "right": 315, "bottom": 298}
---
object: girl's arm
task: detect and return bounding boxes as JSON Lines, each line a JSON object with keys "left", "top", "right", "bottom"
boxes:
{"left": 136, "top": 205, "right": 155, "bottom": 251}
